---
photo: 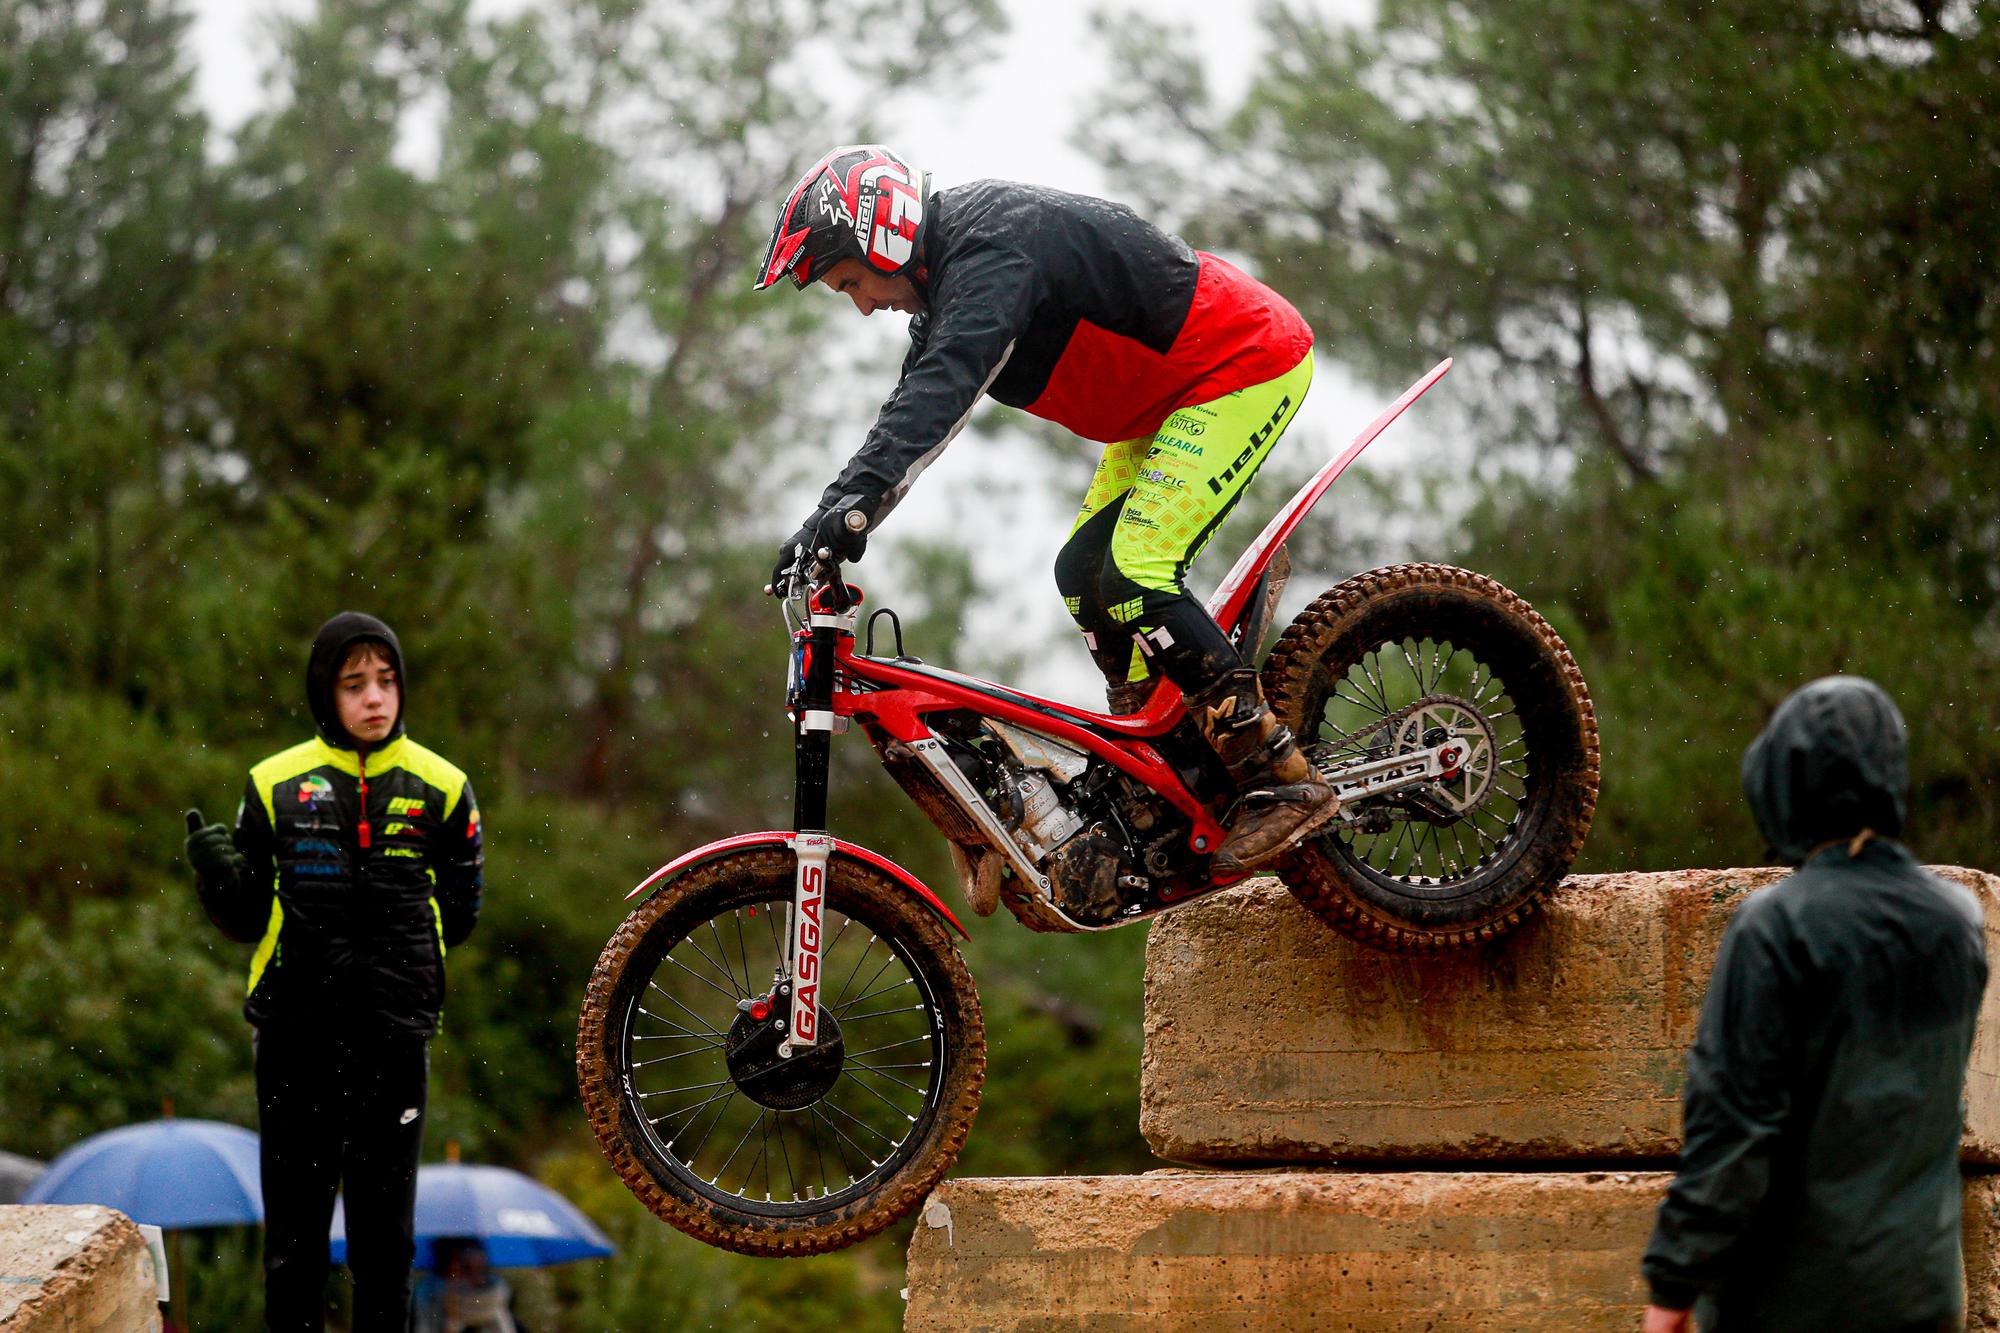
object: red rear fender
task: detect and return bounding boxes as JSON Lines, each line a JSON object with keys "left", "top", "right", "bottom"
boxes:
{"left": 1208, "top": 358, "right": 1451, "bottom": 633}
{"left": 624, "top": 830, "right": 969, "bottom": 940}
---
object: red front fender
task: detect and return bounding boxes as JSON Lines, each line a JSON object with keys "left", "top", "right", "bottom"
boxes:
{"left": 624, "top": 830, "right": 970, "bottom": 940}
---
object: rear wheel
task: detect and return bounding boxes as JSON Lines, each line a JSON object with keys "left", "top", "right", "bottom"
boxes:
{"left": 578, "top": 846, "right": 984, "bottom": 1255}
{"left": 1263, "top": 563, "right": 1599, "bottom": 950}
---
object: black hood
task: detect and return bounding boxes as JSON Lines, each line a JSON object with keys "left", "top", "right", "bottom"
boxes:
{"left": 1740, "top": 675, "right": 1907, "bottom": 865}
{"left": 306, "top": 611, "right": 406, "bottom": 753}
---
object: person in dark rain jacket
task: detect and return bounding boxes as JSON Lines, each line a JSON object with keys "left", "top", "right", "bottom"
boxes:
{"left": 1642, "top": 675, "right": 1986, "bottom": 1333}
{"left": 184, "top": 612, "right": 484, "bottom": 1332}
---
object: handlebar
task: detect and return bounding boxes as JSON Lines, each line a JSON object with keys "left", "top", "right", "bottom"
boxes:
{"left": 763, "top": 506, "right": 869, "bottom": 608}
{"left": 765, "top": 552, "right": 859, "bottom": 613}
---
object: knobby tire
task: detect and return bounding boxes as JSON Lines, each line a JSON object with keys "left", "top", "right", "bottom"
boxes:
{"left": 1263, "top": 562, "right": 1600, "bottom": 951}
{"left": 578, "top": 846, "right": 985, "bottom": 1256}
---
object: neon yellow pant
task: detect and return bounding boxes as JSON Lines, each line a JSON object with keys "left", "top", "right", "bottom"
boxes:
{"left": 1054, "top": 349, "right": 1313, "bottom": 689}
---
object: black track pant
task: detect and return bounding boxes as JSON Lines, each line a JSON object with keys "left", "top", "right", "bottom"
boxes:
{"left": 256, "top": 1025, "right": 429, "bottom": 1333}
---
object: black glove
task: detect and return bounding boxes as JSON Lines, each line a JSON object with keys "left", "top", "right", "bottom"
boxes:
{"left": 771, "top": 529, "right": 811, "bottom": 594}
{"left": 770, "top": 499, "right": 872, "bottom": 593}
{"left": 184, "top": 809, "right": 243, "bottom": 888}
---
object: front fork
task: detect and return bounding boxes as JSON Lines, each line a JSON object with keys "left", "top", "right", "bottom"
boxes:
{"left": 778, "top": 591, "right": 855, "bottom": 1059}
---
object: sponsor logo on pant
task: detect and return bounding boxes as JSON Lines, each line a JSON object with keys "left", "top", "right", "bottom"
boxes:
{"left": 1207, "top": 395, "right": 1291, "bottom": 495}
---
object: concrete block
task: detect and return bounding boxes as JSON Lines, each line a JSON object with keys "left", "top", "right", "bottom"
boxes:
{"left": 908, "top": 1171, "right": 2000, "bottom": 1332}
{"left": 1141, "top": 867, "right": 2000, "bottom": 1165}
{"left": 1969, "top": 1175, "right": 2000, "bottom": 1331}
{"left": 0, "top": 1205, "right": 160, "bottom": 1332}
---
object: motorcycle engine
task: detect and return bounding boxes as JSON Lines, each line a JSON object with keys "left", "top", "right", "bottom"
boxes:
{"left": 980, "top": 719, "right": 1088, "bottom": 859}
{"left": 971, "top": 719, "right": 1205, "bottom": 921}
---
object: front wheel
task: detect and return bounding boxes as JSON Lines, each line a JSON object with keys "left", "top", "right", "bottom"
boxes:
{"left": 577, "top": 845, "right": 984, "bottom": 1255}
{"left": 1263, "top": 563, "right": 1599, "bottom": 951}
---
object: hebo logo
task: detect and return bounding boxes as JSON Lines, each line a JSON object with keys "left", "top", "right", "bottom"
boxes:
{"left": 388, "top": 797, "right": 426, "bottom": 816}
{"left": 1206, "top": 395, "right": 1292, "bottom": 496}
{"left": 296, "top": 775, "right": 334, "bottom": 806}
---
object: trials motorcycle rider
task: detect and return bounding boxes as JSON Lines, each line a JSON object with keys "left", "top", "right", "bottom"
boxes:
{"left": 759, "top": 144, "right": 1337, "bottom": 908}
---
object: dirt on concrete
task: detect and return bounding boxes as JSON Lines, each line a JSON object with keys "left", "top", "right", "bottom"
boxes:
{"left": 1141, "top": 867, "right": 2000, "bottom": 1166}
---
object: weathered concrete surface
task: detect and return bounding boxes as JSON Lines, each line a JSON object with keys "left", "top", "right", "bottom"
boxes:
{"left": 0, "top": 1205, "right": 160, "bottom": 1332}
{"left": 909, "top": 1171, "right": 2000, "bottom": 1332}
{"left": 1142, "top": 867, "right": 2000, "bottom": 1165}
{"left": 1969, "top": 1175, "right": 2000, "bottom": 1330}
{"left": 905, "top": 1170, "right": 1667, "bottom": 1332}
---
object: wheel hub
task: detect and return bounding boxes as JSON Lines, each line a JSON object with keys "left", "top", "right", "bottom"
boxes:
{"left": 1388, "top": 695, "right": 1498, "bottom": 818}
{"left": 725, "top": 993, "right": 845, "bottom": 1111}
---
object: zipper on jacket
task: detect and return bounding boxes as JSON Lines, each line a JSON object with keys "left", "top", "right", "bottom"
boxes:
{"left": 357, "top": 750, "right": 372, "bottom": 850}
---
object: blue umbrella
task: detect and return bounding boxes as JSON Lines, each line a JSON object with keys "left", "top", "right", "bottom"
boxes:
{"left": 22, "top": 1119, "right": 263, "bottom": 1228}
{"left": 331, "top": 1163, "right": 614, "bottom": 1269}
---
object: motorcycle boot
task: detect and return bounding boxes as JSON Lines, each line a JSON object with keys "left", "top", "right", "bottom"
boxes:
{"left": 1189, "top": 667, "right": 1341, "bottom": 874}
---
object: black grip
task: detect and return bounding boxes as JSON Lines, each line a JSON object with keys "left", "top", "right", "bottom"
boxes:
{"left": 186, "top": 809, "right": 205, "bottom": 834}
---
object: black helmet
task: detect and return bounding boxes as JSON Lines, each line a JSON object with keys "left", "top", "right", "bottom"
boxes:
{"left": 754, "top": 145, "right": 929, "bottom": 291}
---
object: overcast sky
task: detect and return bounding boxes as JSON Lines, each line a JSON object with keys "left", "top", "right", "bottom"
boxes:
{"left": 183, "top": 0, "right": 1425, "bottom": 702}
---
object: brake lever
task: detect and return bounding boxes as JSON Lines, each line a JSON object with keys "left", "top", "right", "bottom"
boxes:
{"left": 809, "top": 551, "right": 859, "bottom": 613}
{"left": 765, "top": 550, "right": 813, "bottom": 600}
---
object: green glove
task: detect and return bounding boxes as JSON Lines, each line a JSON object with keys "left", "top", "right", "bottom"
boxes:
{"left": 184, "top": 808, "right": 243, "bottom": 887}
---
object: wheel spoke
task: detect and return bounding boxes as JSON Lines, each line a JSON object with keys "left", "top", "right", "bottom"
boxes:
{"left": 832, "top": 931, "right": 878, "bottom": 1008}
{"left": 819, "top": 1092, "right": 900, "bottom": 1150}
{"left": 710, "top": 1108, "right": 765, "bottom": 1187}
{"left": 838, "top": 1001, "right": 930, "bottom": 1023}
{"left": 774, "top": 1110, "right": 800, "bottom": 1201}
{"left": 636, "top": 1004, "right": 720, "bottom": 1042}
{"left": 665, "top": 950, "right": 743, "bottom": 1005}
{"left": 848, "top": 1062, "right": 929, "bottom": 1098}
{"left": 761, "top": 900, "right": 784, "bottom": 970}
{"left": 632, "top": 1024, "right": 720, "bottom": 1044}
{"left": 835, "top": 953, "right": 902, "bottom": 1011}
{"left": 844, "top": 1035, "right": 931, "bottom": 1059}
{"left": 700, "top": 917, "right": 745, "bottom": 998}
{"left": 645, "top": 981, "right": 727, "bottom": 1038}
{"left": 633, "top": 1045, "right": 727, "bottom": 1068}
{"left": 649, "top": 1084, "right": 733, "bottom": 1128}
{"left": 810, "top": 1104, "right": 873, "bottom": 1178}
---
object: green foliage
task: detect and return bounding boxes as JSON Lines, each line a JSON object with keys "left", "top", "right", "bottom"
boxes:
{"left": 0, "top": 895, "right": 254, "bottom": 1158}
{"left": 0, "top": 0, "right": 209, "bottom": 355}
{"left": 1465, "top": 428, "right": 2000, "bottom": 875}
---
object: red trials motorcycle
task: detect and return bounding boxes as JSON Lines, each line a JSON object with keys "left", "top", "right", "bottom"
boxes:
{"left": 577, "top": 359, "right": 1600, "bottom": 1256}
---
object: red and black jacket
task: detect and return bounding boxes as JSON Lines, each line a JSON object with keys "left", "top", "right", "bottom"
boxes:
{"left": 814, "top": 179, "right": 1314, "bottom": 524}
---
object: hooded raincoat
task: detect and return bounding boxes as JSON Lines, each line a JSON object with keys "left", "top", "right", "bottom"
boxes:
{"left": 1642, "top": 676, "right": 1986, "bottom": 1330}
{"left": 199, "top": 612, "right": 484, "bottom": 1036}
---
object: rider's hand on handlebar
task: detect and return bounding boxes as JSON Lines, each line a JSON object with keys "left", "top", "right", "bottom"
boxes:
{"left": 770, "top": 532, "right": 809, "bottom": 597}
{"left": 769, "top": 501, "right": 870, "bottom": 595}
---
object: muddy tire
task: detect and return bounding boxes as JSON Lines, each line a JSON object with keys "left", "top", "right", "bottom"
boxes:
{"left": 1263, "top": 563, "right": 1599, "bottom": 951}
{"left": 577, "top": 845, "right": 984, "bottom": 1256}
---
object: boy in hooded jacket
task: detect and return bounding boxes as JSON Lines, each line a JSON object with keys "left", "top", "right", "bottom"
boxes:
{"left": 1641, "top": 675, "right": 1986, "bottom": 1333}
{"left": 184, "top": 611, "right": 483, "bottom": 1333}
